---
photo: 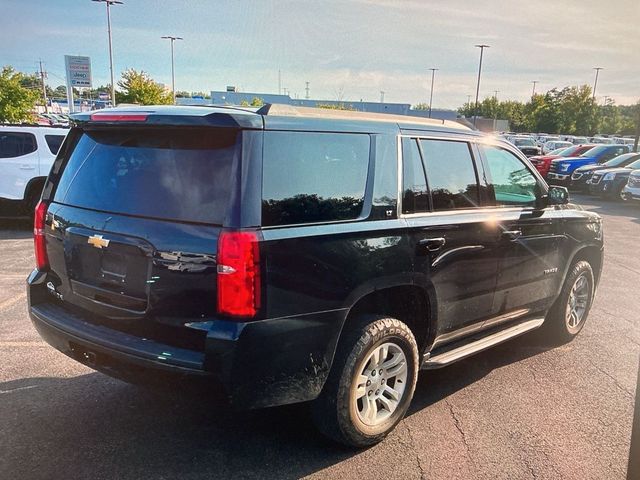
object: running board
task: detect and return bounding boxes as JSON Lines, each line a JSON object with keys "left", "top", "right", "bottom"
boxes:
{"left": 422, "top": 317, "right": 545, "bottom": 369}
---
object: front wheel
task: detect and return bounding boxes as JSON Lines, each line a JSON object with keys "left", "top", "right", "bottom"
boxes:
{"left": 311, "top": 316, "right": 419, "bottom": 447}
{"left": 543, "top": 260, "right": 595, "bottom": 343}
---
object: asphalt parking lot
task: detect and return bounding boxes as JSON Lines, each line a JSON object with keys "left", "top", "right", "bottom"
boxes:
{"left": 1, "top": 194, "right": 638, "bottom": 480}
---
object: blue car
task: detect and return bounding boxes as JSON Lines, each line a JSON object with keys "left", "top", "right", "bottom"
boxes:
{"left": 547, "top": 144, "right": 632, "bottom": 186}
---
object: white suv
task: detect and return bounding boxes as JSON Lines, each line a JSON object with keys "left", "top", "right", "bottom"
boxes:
{"left": 622, "top": 170, "right": 640, "bottom": 202}
{"left": 0, "top": 125, "right": 68, "bottom": 216}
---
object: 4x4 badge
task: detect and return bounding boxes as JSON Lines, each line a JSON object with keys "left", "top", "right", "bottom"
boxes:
{"left": 87, "top": 234, "right": 110, "bottom": 249}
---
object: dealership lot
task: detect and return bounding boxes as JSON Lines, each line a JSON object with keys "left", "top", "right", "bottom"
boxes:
{"left": 1, "top": 194, "right": 638, "bottom": 480}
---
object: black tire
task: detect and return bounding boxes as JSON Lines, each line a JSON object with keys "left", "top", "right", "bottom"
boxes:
{"left": 311, "top": 315, "right": 418, "bottom": 447}
{"left": 24, "top": 181, "right": 44, "bottom": 218}
{"left": 542, "top": 260, "right": 595, "bottom": 343}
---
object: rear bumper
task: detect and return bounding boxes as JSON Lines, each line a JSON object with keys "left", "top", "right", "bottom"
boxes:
{"left": 27, "top": 270, "right": 346, "bottom": 409}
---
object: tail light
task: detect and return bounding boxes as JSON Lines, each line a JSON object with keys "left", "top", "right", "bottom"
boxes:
{"left": 34, "top": 201, "right": 49, "bottom": 270}
{"left": 217, "top": 231, "right": 261, "bottom": 318}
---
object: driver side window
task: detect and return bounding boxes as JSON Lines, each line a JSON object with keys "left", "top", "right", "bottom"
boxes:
{"left": 481, "top": 145, "right": 539, "bottom": 207}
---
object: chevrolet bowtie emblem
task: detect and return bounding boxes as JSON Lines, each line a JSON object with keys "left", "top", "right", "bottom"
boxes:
{"left": 87, "top": 234, "right": 110, "bottom": 249}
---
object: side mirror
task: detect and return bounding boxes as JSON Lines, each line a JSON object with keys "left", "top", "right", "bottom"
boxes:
{"left": 547, "top": 185, "right": 570, "bottom": 206}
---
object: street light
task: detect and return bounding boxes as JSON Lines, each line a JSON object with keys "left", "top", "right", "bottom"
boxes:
{"left": 92, "top": 0, "right": 122, "bottom": 107}
{"left": 161, "top": 35, "right": 183, "bottom": 104}
{"left": 531, "top": 80, "right": 539, "bottom": 98}
{"left": 428, "top": 68, "right": 438, "bottom": 118}
{"left": 592, "top": 67, "right": 603, "bottom": 100}
{"left": 473, "top": 44, "right": 490, "bottom": 127}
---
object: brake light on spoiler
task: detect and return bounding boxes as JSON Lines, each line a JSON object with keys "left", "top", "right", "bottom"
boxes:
{"left": 89, "top": 113, "right": 149, "bottom": 122}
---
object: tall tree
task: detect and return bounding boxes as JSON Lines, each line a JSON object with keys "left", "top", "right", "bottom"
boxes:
{"left": 116, "top": 69, "right": 172, "bottom": 105}
{"left": 0, "top": 66, "right": 39, "bottom": 123}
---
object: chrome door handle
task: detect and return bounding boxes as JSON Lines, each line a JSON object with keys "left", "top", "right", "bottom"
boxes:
{"left": 418, "top": 237, "right": 446, "bottom": 252}
{"left": 502, "top": 229, "right": 522, "bottom": 240}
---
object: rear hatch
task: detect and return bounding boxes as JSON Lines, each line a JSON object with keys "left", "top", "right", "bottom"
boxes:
{"left": 42, "top": 125, "right": 241, "bottom": 349}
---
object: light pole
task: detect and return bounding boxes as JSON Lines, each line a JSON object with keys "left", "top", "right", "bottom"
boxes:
{"left": 92, "top": 0, "right": 122, "bottom": 107}
{"left": 592, "top": 67, "right": 603, "bottom": 100}
{"left": 161, "top": 35, "right": 183, "bottom": 104}
{"left": 428, "top": 68, "right": 438, "bottom": 118}
{"left": 380, "top": 91, "right": 385, "bottom": 103}
{"left": 473, "top": 44, "right": 490, "bottom": 127}
{"left": 531, "top": 80, "right": 538, "bottom": 98}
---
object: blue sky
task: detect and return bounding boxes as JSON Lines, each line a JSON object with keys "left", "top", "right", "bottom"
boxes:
{"left": 2, "top": 0, "right": 639, "bottom": 108}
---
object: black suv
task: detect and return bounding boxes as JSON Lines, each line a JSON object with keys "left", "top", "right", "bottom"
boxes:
{"left": 28, "top": 105, "right": 604, "bottom": 447}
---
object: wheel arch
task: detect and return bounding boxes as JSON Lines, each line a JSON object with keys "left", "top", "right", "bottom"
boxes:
{"left": 343, "top": 283, "right": 436, "bottom": 356}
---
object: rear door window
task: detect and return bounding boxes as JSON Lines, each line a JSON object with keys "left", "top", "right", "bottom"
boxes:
{"left": 0, "top": 132, "right": 37, "bottom": 158}
{"left": 262, "top": 131, "right": 370, "bottom": 226}
{"left": 53, "top": 128, "right": 239, "bottom": 224}
{"left": 45, "top": 134, "right": 66, "bottom": 155}
{"left": 419, "top": 139, "right": 480, "bottom": 210}
{"left": 401, "top": 137, "right": 429, "bottom": 214}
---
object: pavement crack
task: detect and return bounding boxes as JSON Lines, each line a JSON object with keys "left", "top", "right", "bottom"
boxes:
{"left": 401, "top": 422, "right": 427, "bottom": 480}
{"left": 445, "top": 399, "right": 474, "bottom": 463}
{"left": 587, "top": 358, "right": 633, "bottom": 397}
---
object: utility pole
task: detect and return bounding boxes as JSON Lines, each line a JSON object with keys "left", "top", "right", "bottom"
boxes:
{"left": 473, "top": 44, "right": 490, "bottom": 128}
{"left": 92, "top": 0, "right": 123, "bottom": 107}
{"left": 467, "top": 94, "right": 472, "bottom": 105}
{"left": 634, "top": 103, "right": 640, "bottom": 153}
{"left": 161, "top": 35, "right": 183, "bottom": 104}
{"left": 592, "top": 67, "right": 603, "bottom": 100}
{"left": 493, "top": 90, "right": 499, "bottom": 101}
{"left": 428, "top": 68, "right": 438, "bottom": 118}
{"left": 531, "top": 80, "right": 538, "bottom": 98}
{"left": 278, "top": 70, "right": 281, "bottom": 95}
{"left": 380, "top": 91, "right": 385, "bottom": 103}
{"left": 38, "top": 60, "right": 48, "bottom": 114}
{"left": 305, "top": 81, "right": 310, "bottom": 100}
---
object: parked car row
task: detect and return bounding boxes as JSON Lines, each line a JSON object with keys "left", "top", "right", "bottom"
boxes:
{"left": 532, "top": 141, "right": 640, "bottom": 203}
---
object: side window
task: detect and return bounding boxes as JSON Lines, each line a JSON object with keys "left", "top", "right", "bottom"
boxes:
{"left": 481, "top": 145, "right": 539, "bottom": 206}
{"left": 262, "top": 131, "right": 370, "bottom": 226}
{"left": 419, "top": 139, "right": 479, "bottom": 210}
{"left": 45, "top": 135, "right": 65, "bottom": 155}
{"left": 0, "top": 132, "right": 37, "bottom": 158}
{"left": 401, "top": 137, "right": 429, "bottom": 214}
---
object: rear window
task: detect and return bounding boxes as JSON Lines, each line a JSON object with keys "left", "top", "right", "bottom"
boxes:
{"left": 45, "top": 134, "right": 66, "bottom": 155}
{"left": 53, "top": 128, "right": 239, "bottom": 224}
{"left": 262, "top": 131, "right": 370, "bottom": 226}
{"left": 0, "top": 132, "right": 37, "bottom": 158}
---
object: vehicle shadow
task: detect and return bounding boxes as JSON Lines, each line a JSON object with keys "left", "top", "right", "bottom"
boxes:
{"left": 0, "top": 218, "right": 32, "bottom": 239}
{"left": 1, "top": 333, "right": 556, "bottom": 480}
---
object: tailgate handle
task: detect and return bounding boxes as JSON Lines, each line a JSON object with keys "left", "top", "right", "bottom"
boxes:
{"left": 418, "top": 237, "right": 446, "bottom": 252}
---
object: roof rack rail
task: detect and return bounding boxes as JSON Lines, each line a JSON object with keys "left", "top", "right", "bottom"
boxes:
{"left": 255, "top": 103, "right": 469, "bottom": 130}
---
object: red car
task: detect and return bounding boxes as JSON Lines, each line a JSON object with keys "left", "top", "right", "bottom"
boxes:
{"left": 530, "top": 144, "right": 595, "bottom": 178}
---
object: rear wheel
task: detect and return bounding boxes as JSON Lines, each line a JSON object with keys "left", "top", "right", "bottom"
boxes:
{"left": 543, "top": 260, "right": 594, "bottom": 343}
{"left": 311, "top": 316, "right": 418, "bottom": 447}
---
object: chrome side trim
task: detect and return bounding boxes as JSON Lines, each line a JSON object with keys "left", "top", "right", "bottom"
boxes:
{"left": 422, "top": 317, "right": 544, "bottom": 369}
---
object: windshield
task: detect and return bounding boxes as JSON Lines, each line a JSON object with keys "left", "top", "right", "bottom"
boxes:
{"left": 557, "top": 146, "right": 581, "bottom": 156}
{"left": 580, "top": 145, "right": 609, "bottom": 157}
{"left": 514, "top": 138, "right": 535, "bottom": 146}
{"left": 603, "top": 153, "right": 638, "bottom": 167}
{"left": 53, "top": 128, "right": 239, "bottom": 225}
{"left": 626, "top": 159, "right": 640, "bottom": 170}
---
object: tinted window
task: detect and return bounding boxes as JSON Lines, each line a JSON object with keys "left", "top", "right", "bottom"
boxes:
{"left": 402, "top": 138, "right": 429, "bottom": 214}
{"left": 482, "top": 145, "right": 539, "bottom": 206}
{"left": 420, "top": 139, "right": 479, "bottom": 210}
{"left": 0, "top": 132, "right": 37, "bottom": 158}
{"left": 262, "top": 131, "right": 369, "bottom": 226}
{"left": 45, "top": 134, "right": 65, "bottom": 155}
{"left": 54, "top": 128, "right": 239, "bottom": 224}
